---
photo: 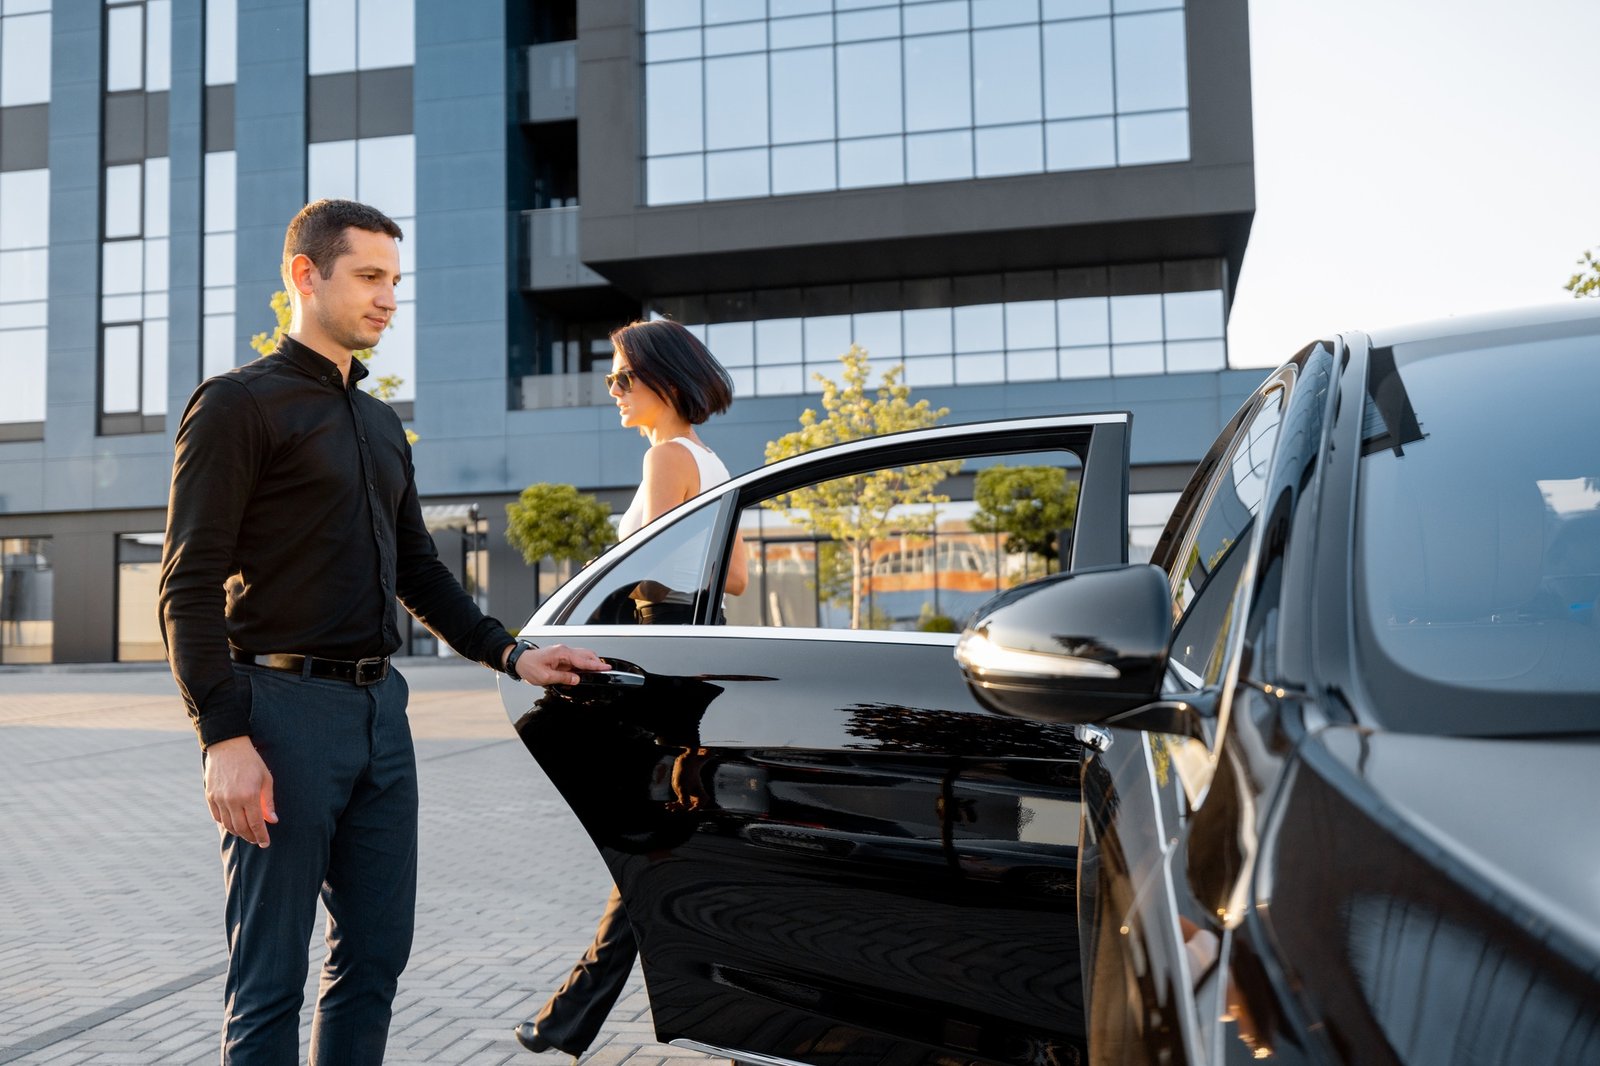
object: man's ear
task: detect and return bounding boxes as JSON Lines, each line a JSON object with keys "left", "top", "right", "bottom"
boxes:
{"left": 289, "top": 253, "right": 319, "bottom": 296}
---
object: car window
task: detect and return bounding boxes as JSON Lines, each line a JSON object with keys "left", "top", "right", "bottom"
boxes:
{"left": 726, "top": 449, "right": 1082, "bottom": 632}
{"left": 558, "top": 500, "right": 723, "bottom": 625}
{"left": 1355, "top": 327, "right": 1600, "bottom": 730}
{"left": 1168, "top": 389, "right": 1284, "bottom": 688}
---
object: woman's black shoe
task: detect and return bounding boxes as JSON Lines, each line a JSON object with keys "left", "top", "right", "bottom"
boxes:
{"left": 513, "top": 1022, "right": 561, "bottom": 1055}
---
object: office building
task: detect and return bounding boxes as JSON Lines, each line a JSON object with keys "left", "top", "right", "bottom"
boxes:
{"left": 0, "top": 0, "right": 1260, "bottom": 663}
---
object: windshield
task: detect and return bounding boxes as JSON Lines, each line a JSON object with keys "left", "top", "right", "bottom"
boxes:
{"left": 1354, "top": 321, "right": 1600, "bottom": 733}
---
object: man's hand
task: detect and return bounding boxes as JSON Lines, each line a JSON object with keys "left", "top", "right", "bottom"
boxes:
{"left": 509, "top": 643, "right": 610, "bottom": 686}
{"left": 203, "top": 736, "right": 278, "bottom": 847}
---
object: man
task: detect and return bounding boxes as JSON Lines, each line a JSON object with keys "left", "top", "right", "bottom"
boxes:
{"left": 159, "top": 198, "right": 607, "bottom": 1065}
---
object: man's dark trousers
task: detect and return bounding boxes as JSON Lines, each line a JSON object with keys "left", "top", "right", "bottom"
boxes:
{"left": 216, "top": 664, "right": 416, "bottom": 1065}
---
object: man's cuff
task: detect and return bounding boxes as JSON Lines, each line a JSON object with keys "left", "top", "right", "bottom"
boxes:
{"left": 197, "top": 708, "right": 252, "bottom": 750}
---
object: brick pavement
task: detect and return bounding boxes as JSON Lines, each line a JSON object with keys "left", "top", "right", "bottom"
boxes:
{"left": 0, "top": 661, "right": 715, "bottom": 1066}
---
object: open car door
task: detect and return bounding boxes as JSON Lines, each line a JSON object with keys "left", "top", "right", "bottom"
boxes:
{"left": 500, "top": 414, "right": 1132, "bottom": 1066}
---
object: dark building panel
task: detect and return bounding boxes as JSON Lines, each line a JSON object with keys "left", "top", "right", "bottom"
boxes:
{"left": 358, "top": 66, "right": 413, "bottom": 139}
{"left": 145, "top": 91, "right": 169, "bottom": 158}
{"left": 308, "top": 72, "right": 358, "bottom": 142}
{"left": 308, "top": 68, "right": 414, "bottom": 143}
{"left": 103, "top": 93, "right": 147, "bottom": 164}
{"left": 0, "top": 104, "right": 49, "bottom": 171}
{"left": 204, "top": 84, "right": 235, "bottom": 151}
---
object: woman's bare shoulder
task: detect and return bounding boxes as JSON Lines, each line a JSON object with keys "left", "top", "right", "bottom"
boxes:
{"left": 642, "top": 439, "right": 699, "bottom": 477}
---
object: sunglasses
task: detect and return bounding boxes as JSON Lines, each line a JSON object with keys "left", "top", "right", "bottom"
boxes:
{"left": 604, "top": 368, "right": 637, "bottom": 393}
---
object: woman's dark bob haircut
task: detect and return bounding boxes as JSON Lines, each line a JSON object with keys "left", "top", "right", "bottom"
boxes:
{"left": 610, "top": 319, "right": 734, "bottom": 425}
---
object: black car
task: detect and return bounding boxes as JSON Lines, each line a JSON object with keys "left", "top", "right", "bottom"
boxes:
{"left": 500, "top": 302, "right": 1600, "bottom": 1065}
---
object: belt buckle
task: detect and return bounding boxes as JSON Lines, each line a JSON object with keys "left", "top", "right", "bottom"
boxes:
{"left": 354, "top": 656, "right": 387, "bottom": 686}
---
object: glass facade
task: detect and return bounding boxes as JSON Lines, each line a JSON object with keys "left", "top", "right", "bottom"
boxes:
{"left": 307, "top": 0, "right": 416, "bottom": 405}
{"left": 642, "top": 0, "right": 1190, "bottom": 205}
{"left": 0, "top": 2, "right": 51, "bottom": 440}
{"left": 99, "top": 0, "right": 171, "bottom": 436}
{"left": 649, "top": 261, "right": 1225, "bottom": 397}
{"left": 115, "top": 531, "right": 164, "bottom": 662}
{"left": 201, "top": 0, "right": 236, "bottom": 378}
{"left": 1, "top": 535, "right": 52, "bottom": 663}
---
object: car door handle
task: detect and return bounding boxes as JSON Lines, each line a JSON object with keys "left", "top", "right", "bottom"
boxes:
{"left": 572, "top": 668, "right": 647, "bottom": 689}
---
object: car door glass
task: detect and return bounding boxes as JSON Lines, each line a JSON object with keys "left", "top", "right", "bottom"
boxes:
{"left": 1169, "top": 390, "right": 1284, "bottom": 688}
{"left": 725, "top": 449, "right": 1082, "bottom": 631}
{"left": 560, "top": 501, "right": 721, "bottom": 625}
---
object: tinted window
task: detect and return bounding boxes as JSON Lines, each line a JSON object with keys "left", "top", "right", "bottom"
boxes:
{"left": 1356, "top": 326, "right": 1600, "bottom": 723}
{"left": 561, "top": 500, "right": 722, "bottom": 626}
{"left": 728, "top": 449, "right": 1082, "bottom": 632}
{"left": 1168, "top": 389, "right": 1283, "bottom": 687}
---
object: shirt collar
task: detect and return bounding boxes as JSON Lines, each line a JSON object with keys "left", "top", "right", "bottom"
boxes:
{"left": 276, "top": 336, "right": 371, "bottom": 390}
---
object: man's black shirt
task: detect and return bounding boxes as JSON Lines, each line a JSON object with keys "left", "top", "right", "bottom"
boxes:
{"left": 160, "top": 337, "right": 514, "bottom": 747}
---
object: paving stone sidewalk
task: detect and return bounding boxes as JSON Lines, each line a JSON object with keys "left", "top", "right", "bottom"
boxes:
{"left": 0, "top": 661, "right": 713, "bottom": 1066}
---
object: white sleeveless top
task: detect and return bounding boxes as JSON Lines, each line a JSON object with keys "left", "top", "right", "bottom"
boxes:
{"left": 617, "top": 437, "right": 732, "bottom": 540}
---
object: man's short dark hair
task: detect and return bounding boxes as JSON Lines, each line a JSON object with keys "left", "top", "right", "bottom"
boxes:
{"left": 281, "top": 199, "right": 403, "bottom": 286}
{"left": 610, "top": 319, "right": 735, "bottom": 425}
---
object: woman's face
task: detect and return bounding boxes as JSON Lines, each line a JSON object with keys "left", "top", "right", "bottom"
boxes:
{"left": 609, "top": 344, "right": 674, "bottom": 432}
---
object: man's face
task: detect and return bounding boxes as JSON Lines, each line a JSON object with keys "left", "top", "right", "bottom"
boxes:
{"left": 303, "top": 226, "right": 401, "bottom": 355}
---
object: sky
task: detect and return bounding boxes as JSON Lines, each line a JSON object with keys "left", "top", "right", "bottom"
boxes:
{"left": 1227, "top": 0, "right": 1600, "bottom": 367}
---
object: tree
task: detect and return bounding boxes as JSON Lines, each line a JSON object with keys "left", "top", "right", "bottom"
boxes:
{"left": 250, "top": 288, "right": 416, "bottom": 442}
{"left": 1565, "top": 249, "right": 1600, "bottom": 298}
{"left": 763, "top": 346, "right": 959, "bottom": 629}
{"left": 504, "top": 482, "right": 617, "bottom": 568}
{"left": 969, "top": 464, "right": 1080, "bottom": 583}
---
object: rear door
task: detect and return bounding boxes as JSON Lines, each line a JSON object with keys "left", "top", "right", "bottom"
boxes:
{"left": 501, "top": 415, "right": 1131, "bottom": 1066}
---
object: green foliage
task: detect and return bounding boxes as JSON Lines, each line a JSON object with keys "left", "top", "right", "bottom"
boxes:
{"left": 970, "top": 464, "right": 1080, "bottom": 581}
{"left": 763, "top": 346, "right": 959, "bottom": 628}
{"left": 1566, "top": 249, "right": 1600, "bottom": 298}
{"left": 1561, "top": 248, "right": 1600, "bottom": 296}
{"left": 248, "top": 290, "right": 294, "bottom": 357}
{"left": 915, "top": 604, "right": 959, "bottom": 633}
{"left": 504, "top": 482, "right": 618, "bottom": 568}
{"left": 251, "top": 288, "right": 416, "bottom": 442}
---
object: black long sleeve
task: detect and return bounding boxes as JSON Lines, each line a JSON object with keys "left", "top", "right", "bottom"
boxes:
{"left": 160, "top": 338, "right": 514, "bottom": 748}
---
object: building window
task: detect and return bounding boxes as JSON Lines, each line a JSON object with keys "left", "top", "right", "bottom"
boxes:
{"left": 647, "top": 261, "right": 1227, "bottom": 398}
{"left": 1, "top": 2, "right": 51, "bottom": 442}
{"left": 202, "top": 0, "right": 236, "bottom": 378}
{"left": 99, "top": 0, "right": 171, "bottom": 436}
{"left": 1, "top": 536, "right": 52, "bottom": 664}
{"left": 306, "top": 0, "right": 416, "bottom": 407}
{"left": 1129, "top": 490, "right": 1181, "bottom": 563}
{"left": 641, "top": 0, "right": 1189, "bottom": 205}
{"left": 306, "top": 135, "right": 416, "bottom": 406}
{"left": 0, "top": 167, "right": 48, "bottom": 439}
{"left": 308, "top": 0, "right": 413, "bottom": 76}
{"left": 116, "top": 532, "right": 165, "bottom": 662}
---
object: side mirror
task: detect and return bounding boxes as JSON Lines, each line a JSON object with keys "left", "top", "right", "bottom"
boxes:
{"left": 956, "top": 564, "right": 1172, "bottom": 725}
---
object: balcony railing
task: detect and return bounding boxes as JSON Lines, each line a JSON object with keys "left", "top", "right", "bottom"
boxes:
{"left": 525, "top": 41, "right": 576, "bottom": 123}
{"left": 516, "top": 370, "right": 612, "bottom": 410}
{"left": 521, "top": 206, "right": 606, "bottom": 291}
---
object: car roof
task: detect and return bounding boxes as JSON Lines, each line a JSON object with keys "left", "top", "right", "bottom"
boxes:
{"left": 1360, "top": 299, "right": 1600, "bottom": 349}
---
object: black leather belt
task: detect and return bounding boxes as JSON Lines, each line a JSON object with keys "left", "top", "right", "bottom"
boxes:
{"left": 231, "top": 650, "right": 390, "bottom": 686}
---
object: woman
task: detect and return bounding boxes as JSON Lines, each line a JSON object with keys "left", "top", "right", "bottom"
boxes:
{"left": 514, "top": 317, "right": 743, "bottom": 1059}
{"left": 608, "top": 319, "right": 747, "bottom": 608}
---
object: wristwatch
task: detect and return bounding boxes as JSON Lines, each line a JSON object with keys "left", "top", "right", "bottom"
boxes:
{"left": 503, "top": 638, "right": 538, "bottom": 678}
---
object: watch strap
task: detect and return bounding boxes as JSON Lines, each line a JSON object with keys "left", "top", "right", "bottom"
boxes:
{"left": 504, "top": 639, "right": 538, "bottom": 677}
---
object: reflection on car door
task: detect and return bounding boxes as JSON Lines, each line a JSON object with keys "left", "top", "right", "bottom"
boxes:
{"left": 502, "top": 416, "right": 1131, "bottom": 1066}
{"left": 1077, "top": 382, "right": 1287, "bottom": 1066}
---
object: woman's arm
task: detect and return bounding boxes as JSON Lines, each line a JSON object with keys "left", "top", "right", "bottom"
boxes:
{"left": 641, "top": 440, "right": 748, "bottom": 597}
{"left": 726, "top": 531, "right": 749, "bottom": 597}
